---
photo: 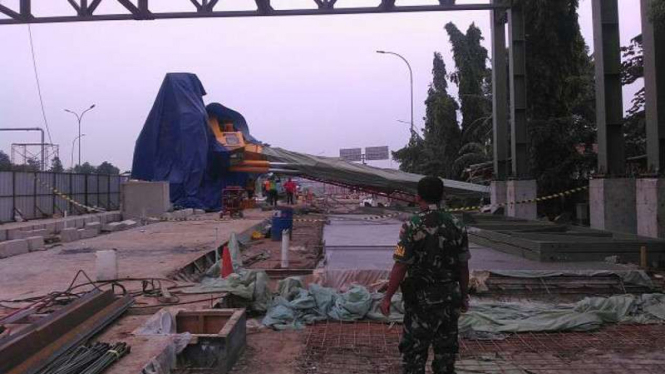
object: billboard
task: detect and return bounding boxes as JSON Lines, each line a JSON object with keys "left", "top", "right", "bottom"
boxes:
{"left": 365, "top": 146, "right": 390, "bottom": 161}
{"left": 340, "top": 148, "right": 362, "bottom": 162}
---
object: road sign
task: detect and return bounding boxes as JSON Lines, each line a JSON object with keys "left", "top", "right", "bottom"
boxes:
{"left": 365, "top": 146, "right": 390, "bottom": 161}
{"left": 340, "top": 148, "right": 362, "bottom": 162}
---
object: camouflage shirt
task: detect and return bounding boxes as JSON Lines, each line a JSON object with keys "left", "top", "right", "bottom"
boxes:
{"left": 393, "top": 204, "right": 470, "bottom": 286}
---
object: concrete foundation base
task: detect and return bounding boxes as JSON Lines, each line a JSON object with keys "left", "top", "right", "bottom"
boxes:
{"left": 637, "top": 178, "right": 665, "bottom": 238}
{"left": 490, "top": 181, "right": 507, "bottom": 214}
{"left": 121, "top": 181, "right": 171, "bottom": 220}
{"left": 590, "top": 178, "right": 637, "bottom": 234}
{"left": 506, "top": 180, "right": 537, "bottom": 220}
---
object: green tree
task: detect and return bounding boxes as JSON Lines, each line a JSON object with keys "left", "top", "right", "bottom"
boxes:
{"left": 420, "top": 52, "right": 462, "bottom": 178}
{"left": 96, "top": 161, "right": 120, "bottom": 175}
{"left": 518, "top": 0, "right": 596, "bottom": 196}
{"left": 50, "top": 157, "right": 64, "bottom": 173}
{"left": 73, "top": 162, "right": 96, "bottom": 174}
{"left": 391, "top": 136, "right": 426, "bottom": 174}
{"left": 393, "top": 53, "right": 461, "bottom": 178}
{"left": 621, "top": 35, "right": 646, "bottom": 161}
{"left": 0, "top": 151, "right": 10, "bottom": 171}
{"left": 651, "top": 0, "right": 665, "bottom": 30}
{"left": 444, "top": 22, "right": 491, "bottom": 144}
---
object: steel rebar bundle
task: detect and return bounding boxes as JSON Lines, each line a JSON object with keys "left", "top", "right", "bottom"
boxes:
{"left": 37, "top": 342, "right": 130, "bottom": 374}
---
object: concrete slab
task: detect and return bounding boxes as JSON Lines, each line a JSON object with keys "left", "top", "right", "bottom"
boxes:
{"left": 590, "top": 178, "right": 637, "bottom": 234}
{"left": 121, "top": 181, "right": 171, "bottom": 219}
{"left": 0, "top": 229, "right": 6, "bottom": 242}
{"left": 0, "top": 210, "right": 270, "bottom": 301}
{"left": 26, "top": 236, "right": 45, "bottom": 251}
{"left": 0, "top": 239, "right": 29, "bottom": 258}
{"left": 323, "top": 215, "right": 401, "bottom": 247}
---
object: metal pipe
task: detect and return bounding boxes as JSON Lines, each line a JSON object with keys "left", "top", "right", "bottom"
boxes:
{"left": 377, "top": 50, "right": 414, "bottom": 136}
{"left": 281, "top": 229, "right": 290, "bottom": 269}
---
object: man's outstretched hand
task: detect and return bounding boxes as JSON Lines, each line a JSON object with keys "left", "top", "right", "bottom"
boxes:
{"left": 380, "top": 297, "right": 392, "bottom": 316}
{"left": 461, "top": 295, "right": 470, "bottom": 313}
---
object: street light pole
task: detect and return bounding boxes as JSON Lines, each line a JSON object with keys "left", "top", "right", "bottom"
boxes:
{"left": 65, "top": 104, "right": 96, "bottom": 167}
{"left": 377, "top": 50, "right": 414, "bottom": 136}
{"left": 71, "top": 134, "right": 86, "bottom": 169}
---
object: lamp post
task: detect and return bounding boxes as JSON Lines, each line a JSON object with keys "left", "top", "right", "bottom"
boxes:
{"left": 65, "top": 104, "right": 95, "bottom": 167}
{"left": 71, "top": 134, "right": 86, "bottom": 170}
{"left": 377, "top": 51, "right": 414, "bottom": 136}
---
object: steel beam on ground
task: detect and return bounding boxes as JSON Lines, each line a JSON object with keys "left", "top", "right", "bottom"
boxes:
{"left": 0, "top": 1, "right": 508, "bottom": 25}
{"left": 642, "top": 0, "right": 665, "bottom": 174}
{"left": 592, "top": 0, "right": 625, "bottom": 175}
{"left": 491, "top": 1, "right": 509, "bottom": 180}
{"left": 508, "top": 3, "right": 528, "bottom": 178}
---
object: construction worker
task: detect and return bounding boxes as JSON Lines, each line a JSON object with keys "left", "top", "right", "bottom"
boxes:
{"left": 380, "top": 176, "right": 470, "bottom": 374}
{"left": 263, "top": 178, "right": 272, "bottom": 204}
{"left": 284, "top": 178, "right": 297, "bottom": 205}
{"left": 269, "top": 178, "right": 278, "bottom": 207}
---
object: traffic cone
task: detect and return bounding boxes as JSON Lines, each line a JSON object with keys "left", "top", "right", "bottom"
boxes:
{"left": 221, "top": 245, "right": 234, "bottom": 278}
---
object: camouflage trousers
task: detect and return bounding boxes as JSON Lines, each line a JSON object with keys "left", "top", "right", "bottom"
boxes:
{"left": 399, "top": 303, "right": 460, "bottom": 374}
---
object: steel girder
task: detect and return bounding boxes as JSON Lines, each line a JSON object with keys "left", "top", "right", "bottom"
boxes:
{"left": 0, "top": 0, "right": 507, "bottom": 25}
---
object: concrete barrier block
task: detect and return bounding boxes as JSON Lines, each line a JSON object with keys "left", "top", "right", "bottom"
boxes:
{"left": 120, "top": 220, "right": 137, "bottom": 229}
{"left": 24, "top": 229, "right": 48, "bottom": 238}
{"left": 0, "top": 229, "right": 7, "bottom": 242}
{"left": 60, "top": 228, "right": 80, "bottom": 243}
{"left": 0, "top": 239, "right": 29, "bottom": 258}
{"left": 43, "top": 223, "right": 57, "bottom": 235}
{"left": 26, "top": 236, "right": 45, "bottom": 251}
{"left": 182, "top": 208, "right": 194, "bottom": 217}
{"left": 7, "top": 228, "right": 25, "bottom": 240}
{"left": 78, "top": 228, "right": 98, "bottom": 240}
{"left": 54, "top": 220, "right": 66, "bottom": 233}
{"left": 102, "top": 222, "right": 125, "bottom": 233}
{"left": 75, "top": 218, "right": 86, "bottom": 229}
{"left": 194, "top": 209, "right": 206, "bottom": 215}
{"left": 85, "top": 222, "right": 102, "bottom": 234}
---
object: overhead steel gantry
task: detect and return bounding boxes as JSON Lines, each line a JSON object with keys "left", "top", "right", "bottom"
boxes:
{"left": 0, "top": 0, "right": 508, "bottom": 25}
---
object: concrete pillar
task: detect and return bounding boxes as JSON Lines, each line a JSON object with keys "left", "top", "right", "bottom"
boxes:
{"left": 590, "top": 178, "right": 637, "bottom": 234}
{"left": 592, "top": 0, "right": 625, "bottom": 175}
{"left": 490, "top": 180, "right": 507, "bottom": 213}
{"left": 636, "top": 178, "right": 665, "bottom": 238}
{"left": 506, "top": 180, "right": 537, "bottom": 220}
{"left": 491, "top": 1, "right": 509, "bottom": 179}
{"left": 641, "top": 0, "right": 665, "bottom": 173}
{"left": 508, "top": 3, "right": 528, "bottom": 178}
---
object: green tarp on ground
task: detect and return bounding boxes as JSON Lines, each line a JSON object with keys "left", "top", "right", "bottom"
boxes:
{"left": 262, "top": 277, "right": 665, "bottom": 334}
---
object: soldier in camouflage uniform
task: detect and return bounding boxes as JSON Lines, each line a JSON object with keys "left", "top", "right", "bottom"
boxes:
{"left": 381, "top": 176, "right": 470, "bottom": 374}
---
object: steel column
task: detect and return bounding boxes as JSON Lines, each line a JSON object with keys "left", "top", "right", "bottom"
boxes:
{"left": 491, "top": 2, "right": 509, "bottom": 180}
{"left": 508, "top": 3, "right": 528, "bottom": 178}
{"left": 592, "top": 0, "right": 625, "bottom": 175}
{"left": 642, "top": 0, "right": 665, "bottom": 174}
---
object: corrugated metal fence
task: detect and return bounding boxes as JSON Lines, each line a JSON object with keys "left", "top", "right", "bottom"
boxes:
{"left": 0, "top": 171, "right": 128, "bottom": 223}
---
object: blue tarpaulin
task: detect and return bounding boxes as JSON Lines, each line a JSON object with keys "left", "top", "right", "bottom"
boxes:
{"left": 131, "top": 73, "right": 254, "bottom": 210}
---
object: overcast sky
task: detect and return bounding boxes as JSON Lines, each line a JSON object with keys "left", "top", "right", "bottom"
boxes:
{"left": 0, "top": 0, "right": 643, "bottom": 171}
